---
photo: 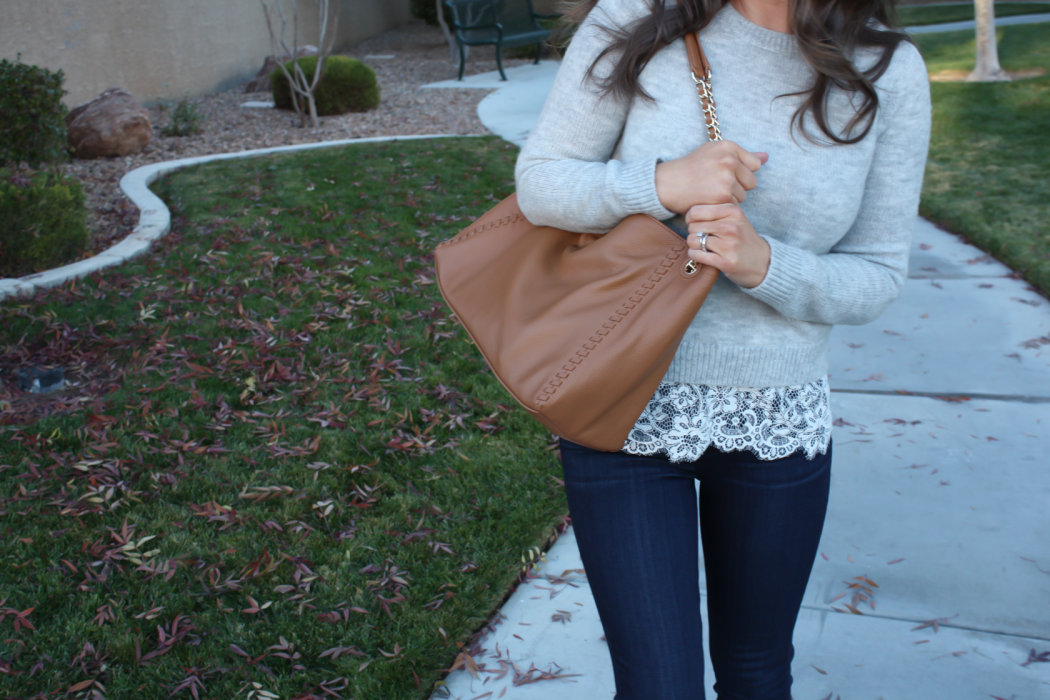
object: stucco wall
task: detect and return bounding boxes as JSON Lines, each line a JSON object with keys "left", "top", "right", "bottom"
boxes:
{"left": 2, "top": 0, "right": 412, "bottom": 107}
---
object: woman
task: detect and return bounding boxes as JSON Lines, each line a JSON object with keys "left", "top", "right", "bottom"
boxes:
{"left": 514, "top": 0, "right": 930, "bottom": 697}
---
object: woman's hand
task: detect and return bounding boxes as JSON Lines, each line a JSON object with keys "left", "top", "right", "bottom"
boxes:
{"left": 685, "top": 204, "right": 771, "bottom": 289}
{"left": 655, "top": 141, "right": 769, "bottom": 215}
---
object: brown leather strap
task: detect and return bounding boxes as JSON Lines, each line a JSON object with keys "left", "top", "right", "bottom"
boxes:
{"left": 684, "top": 32, "right": 711, "bottom": 79}
{"left": 684, "top": 31, "right": 722, "bottom": 142}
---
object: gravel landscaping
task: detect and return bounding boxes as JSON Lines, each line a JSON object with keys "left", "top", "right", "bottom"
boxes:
{"left": 61, "top": 19, "right": 537, "bottom": 255}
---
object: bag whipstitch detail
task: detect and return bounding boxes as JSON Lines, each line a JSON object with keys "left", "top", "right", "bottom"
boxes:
{"left": 436, "top": 213, "right": 527, "bottom": 248}
{"left": 534, "top": 243, "right": 687, "bottom": 407}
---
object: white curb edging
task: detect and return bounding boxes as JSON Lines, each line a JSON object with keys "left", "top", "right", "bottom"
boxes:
{"left": 905, "top": 12, "right": 1050, "bottom": 34}
{"left": 0, "top": 134, "right": 478, "bottom": 302}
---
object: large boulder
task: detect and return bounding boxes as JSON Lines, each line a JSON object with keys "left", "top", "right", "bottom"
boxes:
{"left": 66, "top": 88, "right": 152, "bottom": 159}
{"left": 245, "top": 45, "right": 319, "bottom": 93}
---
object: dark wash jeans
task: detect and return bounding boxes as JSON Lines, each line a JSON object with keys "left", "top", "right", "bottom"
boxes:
{"left": 559, "top": 438, "right": 832, "bottom": 700}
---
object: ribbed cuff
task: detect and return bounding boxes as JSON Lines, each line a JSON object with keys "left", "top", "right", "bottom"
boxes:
{"left": 663, "top": 341, "right": 829, "bottom": 387}
{"left": 740, "top": 235, "right": 810, "bottom": 310}
{"left": 617, "top": 157, "right": 676, "bottom": 221}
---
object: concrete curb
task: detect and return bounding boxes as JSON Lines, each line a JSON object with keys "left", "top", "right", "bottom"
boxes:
{"left": 0, "top": 134, "right": 477, "bottom": 302}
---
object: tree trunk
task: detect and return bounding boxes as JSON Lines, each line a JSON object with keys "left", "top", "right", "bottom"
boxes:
{"left": 968, "top": 0, "right": 1010, "bottom": 82}
{"left": 436, "top": 0, "right": 466, "bottom": 64}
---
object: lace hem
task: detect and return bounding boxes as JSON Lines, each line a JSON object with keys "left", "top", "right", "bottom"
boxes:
{"left": 623, "top": 379, "right": 832, "bottom": 463}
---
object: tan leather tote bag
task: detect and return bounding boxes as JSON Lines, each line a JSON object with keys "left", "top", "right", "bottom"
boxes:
{"left": 435, "top": 34, "right": 721, "bottom": 452}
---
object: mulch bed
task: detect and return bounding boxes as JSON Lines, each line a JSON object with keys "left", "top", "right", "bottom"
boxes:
{"left": 60, "top": 19, "right": 535, "bottom": 258}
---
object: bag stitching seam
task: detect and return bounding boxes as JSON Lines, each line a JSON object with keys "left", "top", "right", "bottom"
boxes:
{"left": 435, "top": 213, "right": 527, "bottom": 248}
{"left": 533, "top": 243, "right": 687, "bottom": 408}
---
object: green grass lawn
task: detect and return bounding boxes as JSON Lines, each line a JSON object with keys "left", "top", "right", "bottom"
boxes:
{"left": 912, "top": 24, "right": 1050, "bottom": 293}
{"left": 3, "top": 19, "right": 1048, "bottom": 700}
{"left": 899, "top": 2, "right": 1050, "bottom": 26}
{"left": 0, "top": 137, "right": 568, "bottom": 700}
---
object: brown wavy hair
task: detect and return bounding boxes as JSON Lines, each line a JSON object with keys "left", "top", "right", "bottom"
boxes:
{"left": 558, "top": 0, "right": 910, "bottom": 144}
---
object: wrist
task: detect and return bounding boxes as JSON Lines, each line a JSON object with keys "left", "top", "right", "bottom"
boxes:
{"left": 654, "top": 159, "right": 679, "bottom": 214}
{"left": 738, "top": 236, "right": 771, "bottom": 289}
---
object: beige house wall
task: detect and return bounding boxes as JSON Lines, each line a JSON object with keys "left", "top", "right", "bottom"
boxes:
{"left": 2, "top": 0, "right": 412, "bottom": 108}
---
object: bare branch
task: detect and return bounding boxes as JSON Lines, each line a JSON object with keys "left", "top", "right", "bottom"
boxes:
{"left": 261, "top": 0, "right": 305, "bottom": 123}
{"left": 259, "top": 0, "right": 336, "bottom": 128}
{"left": 437, "top": 0, "right": 468, "bottom": 63}
{"left": 310, "top": 0, "right": 332, "bottom": 93}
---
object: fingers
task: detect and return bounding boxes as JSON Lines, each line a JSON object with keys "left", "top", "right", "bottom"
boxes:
{"left": 685, "top": 231, "right": 722, "bottom": 255}
{"left": 683, "top": 208, "right": 770, "bottom": 289}
{"left": 658, "top": 142, "right": 768, "bottom": 214}
{"left": 730, "top": 143, "right": 766, "bottom": 172}
{"left": 686, "top": 232, "right": 767, "bottom": 289}
{"left": 684, "top": 208, "right": 742, "bottom": 255}
{"left": 735, "top": 161, "right": 758, "bottom": 192}
{"left": 687, "top": 251, "right": 724, "bottom": 278}
{"left": 721, "top": 143, "right": 764, "bottom": 202}
{"left": 684, "top": 203, "right": 738, "bottom": 224}
{"left": 687, "top": 250, "right": 724, "bottom": 275}
{"left": 686, "top": 231, "right": 730, "bottom": 274}
{"left": 687, "top": 229, "right": 734, "bottom": 263}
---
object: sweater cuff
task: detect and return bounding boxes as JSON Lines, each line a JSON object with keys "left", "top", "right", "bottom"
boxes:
{"left": 618, "top": 157, "right": 676, "bottom": 221}
{"left": 741, "top": 235, "right": 809, "bottom": 308}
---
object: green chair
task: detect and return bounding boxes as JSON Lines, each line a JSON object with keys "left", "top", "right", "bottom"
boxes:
{"left": 444, "top": 0, "right": 559, "bottom": 81}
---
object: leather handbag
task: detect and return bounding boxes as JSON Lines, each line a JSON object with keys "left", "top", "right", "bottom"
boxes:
{"left": 434, "top": 33, "right": 722, "bottom": 452}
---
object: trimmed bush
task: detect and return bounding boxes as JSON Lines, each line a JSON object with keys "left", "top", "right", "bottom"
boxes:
{"left": 0, "top": 169, "right": 88, "bottom": 278}
{"left": 410, "top": 0, "right": 453, "bottom": 26}
{"left": 0, "top": 57, "right": 70, "bottom": 167}
{"left": 271, "top": 55, "right": 380, "bottom": 116}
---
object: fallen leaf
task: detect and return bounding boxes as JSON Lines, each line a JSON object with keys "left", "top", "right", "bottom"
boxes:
{"left": 1021, "top": 648, "right": 1050, "bottom": 667}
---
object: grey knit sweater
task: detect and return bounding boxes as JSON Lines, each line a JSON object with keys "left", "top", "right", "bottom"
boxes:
{"left": 515, "top": 0, "right": 931, "bottom": 388}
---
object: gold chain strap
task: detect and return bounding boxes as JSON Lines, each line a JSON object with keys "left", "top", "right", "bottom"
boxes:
{"left": 692, "top": 69, "right": 722, "bottom": 142}
{"left": 682, "top": 64, "right": 722, "bottom": 275}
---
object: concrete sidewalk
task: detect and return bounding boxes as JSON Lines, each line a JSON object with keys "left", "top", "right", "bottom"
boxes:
{"left": 428, "top": 47, "right": 1050, "bottom": 700}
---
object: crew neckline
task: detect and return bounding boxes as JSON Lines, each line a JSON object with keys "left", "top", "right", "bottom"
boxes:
{"left": 709, "top": 2, "right": 799, "bottom": 54}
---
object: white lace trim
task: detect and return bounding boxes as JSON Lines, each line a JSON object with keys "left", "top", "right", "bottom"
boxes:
{"left": 623, "top": 378, "right": 832, "bottom": 462}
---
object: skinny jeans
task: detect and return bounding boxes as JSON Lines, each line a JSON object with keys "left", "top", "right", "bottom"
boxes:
{"left": 558, "top": 438, "right": 832, "bottom": 700}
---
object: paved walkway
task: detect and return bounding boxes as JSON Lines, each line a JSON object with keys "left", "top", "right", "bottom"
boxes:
{"left": 427, "top": 18, "right": 1050, "bottom": 700}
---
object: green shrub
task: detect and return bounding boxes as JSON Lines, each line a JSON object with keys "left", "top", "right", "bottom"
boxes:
{"left": 411, "top": 0, "right": 453, "bottom": 27}
{"left": 271, "top": 55, "right": 380, "bottom": 116}
{"left": 0, "top": 168, "right": 88, "bottom": 278}
{"left": 0, "top": 56, "right": 70, "bottom": 167}
{"left": 161, "top": 97, "right": 204, "bottom": 137}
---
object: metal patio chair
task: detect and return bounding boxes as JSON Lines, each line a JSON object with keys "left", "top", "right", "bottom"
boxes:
{"left": 444, "top": 0, "right": 559, "bottom": 81}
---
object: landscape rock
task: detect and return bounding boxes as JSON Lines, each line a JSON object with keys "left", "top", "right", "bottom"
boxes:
{"left": 245, "top": 45, "right": 319, "bottom": 93}
{"left": 66, "top": 88, "right": 153, "bottom": 159}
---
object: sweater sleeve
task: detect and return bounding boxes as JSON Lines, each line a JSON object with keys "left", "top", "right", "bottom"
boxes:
{"left": 514, "top": 0, "right": 676, "bottom": 233}
{"left": 741, "top": 44, "right": 931, "bottom": 326}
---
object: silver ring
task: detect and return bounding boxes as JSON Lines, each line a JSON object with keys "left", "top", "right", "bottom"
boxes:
{"left": 697, "top": 231, "right": 709, "bottom": 253}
